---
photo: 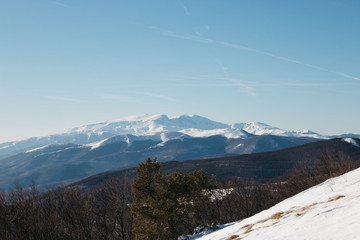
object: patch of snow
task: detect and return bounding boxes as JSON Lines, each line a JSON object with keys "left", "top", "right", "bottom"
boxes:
{"left": 0, "top": 145, "right": 11, "bottom": 150}
{"left": 234, "top": 143, "right": 244, "bottom": 149}
{"left": 0, "top": 142, "right": 16, "bottom": 150}
{"left": 125, "top": 136, "right": 131, "bottom": 146}
{"left": 86, "top": 139, "right": 108, "bottom": 150}
{"left": 25, "top": 145, "right": 49, "bottom": 153}
{"left": 343, "top": 138, "right": 360, "bottom": 148}
{"left": 210, "top": 188, "right": 234, "bottom": 201}
{"left": 85, "top": 134, "right": 173, "bottom": 150}
{"left": 180, "top": 128, "right": 247, "bottom": 139}
{"left": 235, "top": 122, "right": 326, "bottom": 139}
{"left": 192, "top": 167, "right": 360, "bottom": 240}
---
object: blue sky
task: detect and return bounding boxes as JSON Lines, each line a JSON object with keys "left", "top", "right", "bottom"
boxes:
{"left": 1, "top": 0, "right": 359, "bottom": 142}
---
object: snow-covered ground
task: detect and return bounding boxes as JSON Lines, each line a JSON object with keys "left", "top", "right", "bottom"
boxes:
{"left": 192, "top": 167, "right": 360, "bottom": 240}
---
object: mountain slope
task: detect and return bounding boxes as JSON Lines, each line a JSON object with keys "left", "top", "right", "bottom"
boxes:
{"left": 0, "top": 114, "right": 325, "bottom": 160}
{"left": 192, "top": 166, "right": 360, "bottom": 240}
{"left": 3, "top": 114, "right": 358, "bottom": 190}
{"left": 72, "top": 138, "right": 360, "bottom": 189}
{"left": 0, "top": 134, "right": 321, "bottom": 190}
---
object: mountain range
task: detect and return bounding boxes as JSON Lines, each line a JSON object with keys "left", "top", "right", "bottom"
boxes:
{"left": 72, "top": 137, "right": 360, "bottom": 189}
{"left": 0, "top": 114, "right": 359, "bottom": 190}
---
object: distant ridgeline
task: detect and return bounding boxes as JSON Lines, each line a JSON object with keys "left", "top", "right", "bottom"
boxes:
{"left": 0, "top": 114, "right": 359, "bottom": 190}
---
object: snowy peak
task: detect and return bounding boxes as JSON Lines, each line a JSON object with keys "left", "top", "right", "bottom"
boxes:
{"left": 66, "top": 114, "right": 230, "bottom": 136}
{"left": 0, "top": 114, "right": 328, "bottom": 160}
{"left": 233, "top": 121, "right": 325, "bottom": 139}
{"left": 66, "top": 114, "right": 325, "bottom": 139}
{"left": 233, "top": 122, "right": 278, "bottom": 135}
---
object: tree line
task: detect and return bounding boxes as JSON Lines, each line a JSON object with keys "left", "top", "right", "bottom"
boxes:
{"left": 0, "top": 151, "right": 358, "bottom": 240}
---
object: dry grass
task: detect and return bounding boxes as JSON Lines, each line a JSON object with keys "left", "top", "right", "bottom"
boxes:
{"left": 295, "top": 212, "right": 305, "bottom": 217}
{"left": 271, "top": 220, "right": 280, "bottom": 226}
{"left": 295, "top": 196, "right": 345, "bottom": 217}
{"left": 268, "top": 211, "right": 285, "bottom": 220}
{"left": 300, "top": 202, "right": 319, "bottom": 212}
{"left": 260, "top": 210, "right": 293, "bottom": 223}
{"left": 235, "top": 195, "right": 348, "bottom": 239}
{"left": 327, "top": 195, "right": 345, "bottom": 202}
{"left": 241, "top": 224, "right": 254, "bottom": 234}
{"left": 226, "top": 235, "right": 241, "bottom": 240}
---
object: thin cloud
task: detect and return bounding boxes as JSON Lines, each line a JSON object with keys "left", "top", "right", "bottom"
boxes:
{"left": 226, "top": 78, "right": 255, "bottom": 96}
{"left": 163, "top": 76, "right": 256, "bottom": 96}
{"left": 145, "top": 93, "right": 176, "bottom": 101}
{"left": 216, "top": 59, "right": 229, "bottom": 75}
{"left": 45, "top": 95, "right": 87, "bottom": 103}
{"left": 49, "top": 1, "right": 71, "bottom": 8}
{"left": 195, "top": 24, "right": 211, "bottom": 36}
{"left": 258, "top": 81, "right": 326, "bottom": 87}
{"left": 101, "top": 94, "right": 148, "bottom": 105}
{"left": 161, "top": 31, "right": 360, "bottom": 82}
{"left": 182, "top": 5, "right": 190, "bottom": 16}
{"left": 164, "top": 76, "right": 331, "bottom": 95}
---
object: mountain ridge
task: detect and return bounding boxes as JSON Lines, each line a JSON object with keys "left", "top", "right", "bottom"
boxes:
{"left": 1, "top": 114, "right": 359, "bottom": 190}
{"left": 72, "top": 137, "right": 360, "bottom": 189}
{"left": 0, "top": 114, "right": 327, "bottom": 160}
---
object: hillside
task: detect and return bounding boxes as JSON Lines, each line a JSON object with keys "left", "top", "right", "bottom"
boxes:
{"left": 191, "top": 166, "right": 360, "bottom": 240}
{"left": 73, "top": 138, "right": 360, "bottom": 189}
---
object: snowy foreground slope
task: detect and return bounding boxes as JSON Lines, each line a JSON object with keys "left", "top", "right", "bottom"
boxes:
{"left": 192, "top": 167, "right": 360, "bottom": 240}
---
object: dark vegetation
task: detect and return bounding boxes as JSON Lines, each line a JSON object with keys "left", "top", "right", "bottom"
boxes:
{"left": 130, "top": 158, "right": 215, "bottom": 239}
{"left": 0, "top": 180, "right": 134, "bottom": 240}
{"left": 0, "top": 150, "right": 359, "bottom": 239}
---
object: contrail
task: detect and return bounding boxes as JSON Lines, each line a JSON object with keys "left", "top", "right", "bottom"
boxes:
{"left": 165, "top": 32, "right": 360, "bottom": 81}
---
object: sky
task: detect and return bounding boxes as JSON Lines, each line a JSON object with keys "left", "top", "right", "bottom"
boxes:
{"left": 1, "top": 0, "right": 359, "bottom": 143}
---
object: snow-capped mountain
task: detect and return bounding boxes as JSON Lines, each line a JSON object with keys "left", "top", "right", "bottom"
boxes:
{"left": 233, "top": 121, "right": 323, "bottom": 138}
{"left": 0, "top": 114, "right": 325, "bottom": 160}
{"left": 67, "top": 114, "right": 230, "bottom": 136}
{"left": 192, "top": 166, "right": 360, "bottom": 240}
{"left": 66, "top": 114, "right": 325, "bottom": 139}
{"left": 2, "top": 114, "right": 351, "bottom": 190}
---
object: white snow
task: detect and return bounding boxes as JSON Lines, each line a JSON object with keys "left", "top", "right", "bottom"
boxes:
{"left": 65, "top": 114, "right": 326, "bottom": 140}
{"left": 84, "top": 133, "right": 188, "bottom": 151}
{"left": 343, "top": 138, "right": 360, "bottom": 148}
{"left": 192, "top": 167, "right": 360, "bottom": 240}
{"left": 180, "top": 128, "right": 248, "bottom": 139}
{"left": 0, "top": 114, "right": 330, "bottom": 158}
{"left": 85, "top": 135, "right": 135, "bottom": 150}
{"left": 210, "top": 188, "right": 234, "bottom": 201}
{"left": 233, "top": 122, "right": 326, "bottom": 139}
{"left": 234, "top": 143, "right": 244, "bottom": 149}
{"left": 66, "top": 114, "right": 230, "bottom": 136}
{"left": 85, "top": 139, "right": 109, "bottom": 150}
{"left": 25, "top": 145, "right": 49, "bottom": 153}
